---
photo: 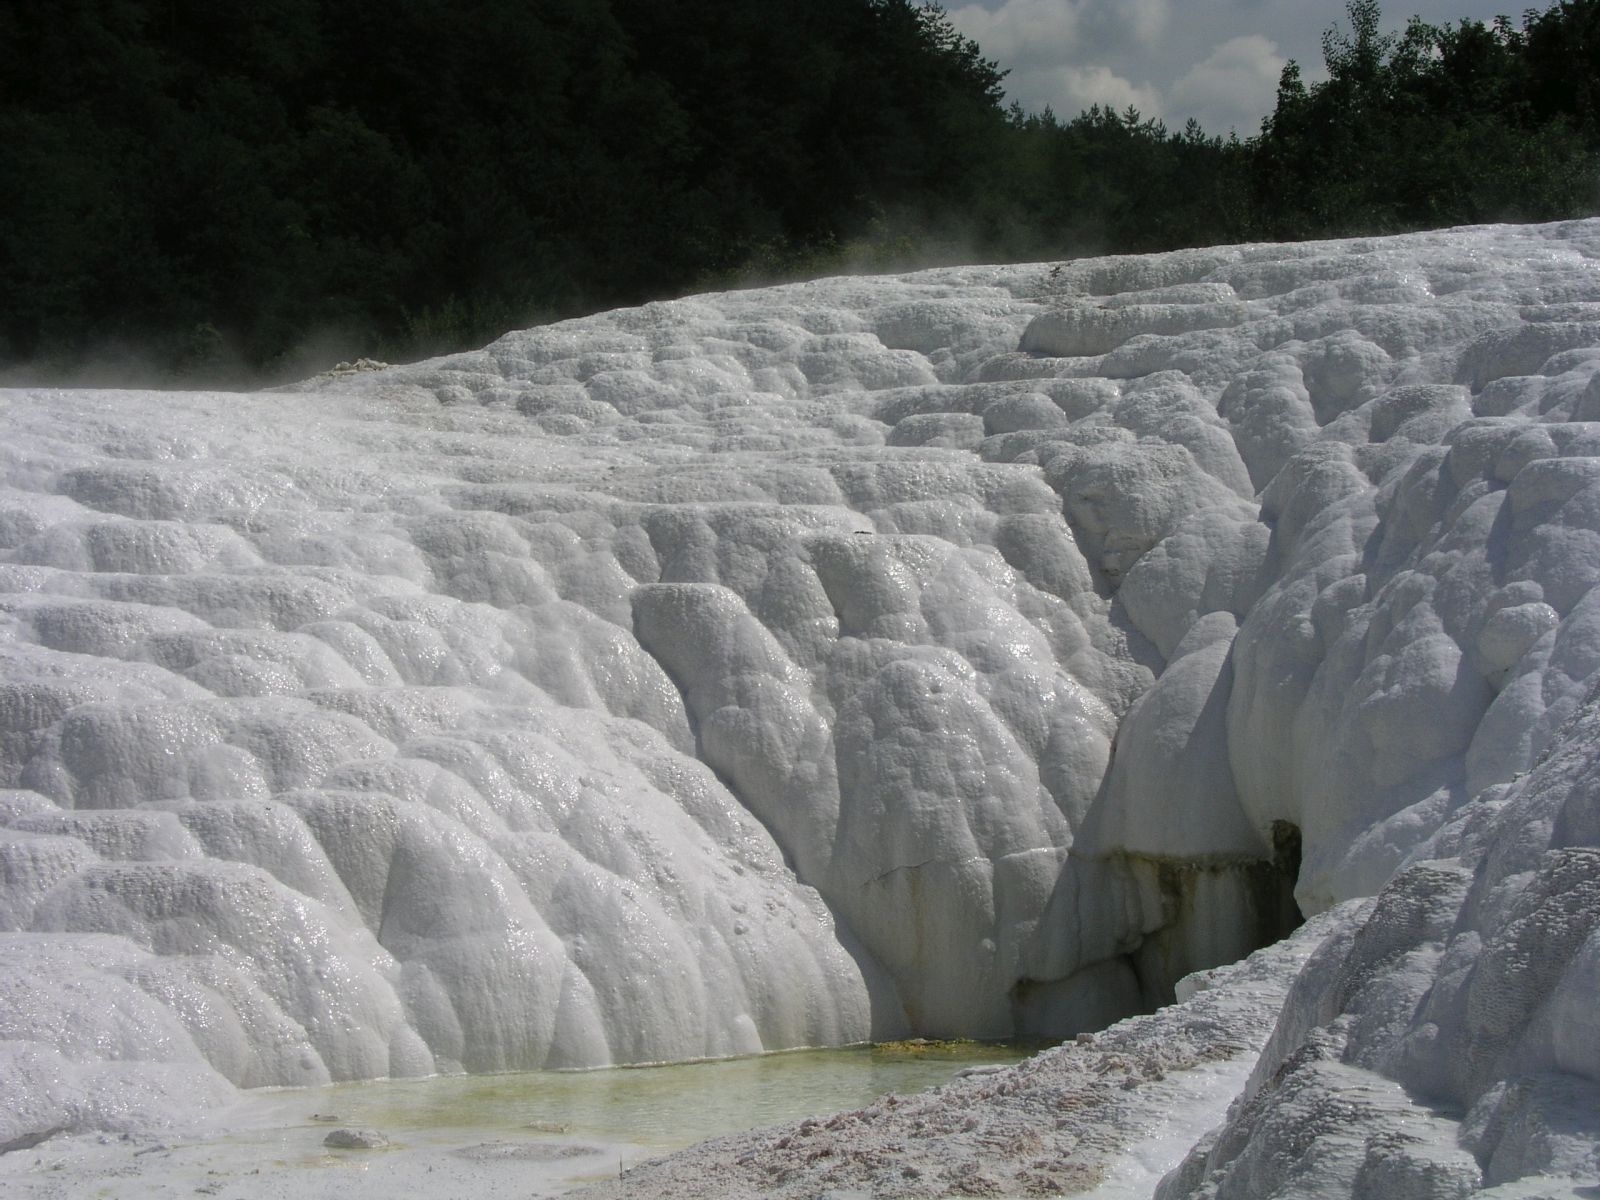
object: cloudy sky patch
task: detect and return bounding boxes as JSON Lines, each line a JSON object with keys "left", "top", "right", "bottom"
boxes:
{"left": 948, "top": 0, "right": 1521, "bottom": 135}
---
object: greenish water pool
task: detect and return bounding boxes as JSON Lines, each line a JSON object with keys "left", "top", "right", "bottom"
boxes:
{"left": 263, "top": 1041, "right": 1034, "bottom": 1150}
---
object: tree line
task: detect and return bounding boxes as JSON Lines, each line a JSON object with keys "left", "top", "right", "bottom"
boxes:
{"left": 2, "top": 0, "right": 1597, "bottom": 384}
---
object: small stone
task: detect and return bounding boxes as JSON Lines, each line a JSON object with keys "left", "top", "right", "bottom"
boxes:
{"left": 956, "top": 1064, "right": 1007, "bottom": 1078}
{"left": 323, "top": 1128, "right": 389, "bottom": 1150}
{"left": 525, "top": 1120, "right": 572, "bottom": 1134}
{"left": 1, "top": 1128, "right": 65, "bottom": 1155}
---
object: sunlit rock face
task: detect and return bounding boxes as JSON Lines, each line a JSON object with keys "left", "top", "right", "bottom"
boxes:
{"left": 2, "top": 222, "right": 1599, "bottom": 1165}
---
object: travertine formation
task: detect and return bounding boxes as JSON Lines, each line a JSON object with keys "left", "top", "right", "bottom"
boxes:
{"left": 2, "top": 221, "right": 1597, "bottom": 1194}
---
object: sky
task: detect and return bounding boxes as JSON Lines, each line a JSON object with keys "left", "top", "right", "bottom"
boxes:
{"left": 947, "top": 0, "right": 1523, "bottom": 137}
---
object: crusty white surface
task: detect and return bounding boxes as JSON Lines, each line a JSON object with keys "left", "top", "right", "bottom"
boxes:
{"left": 2, "top": 221, "right": 1599, "bottom": 1194}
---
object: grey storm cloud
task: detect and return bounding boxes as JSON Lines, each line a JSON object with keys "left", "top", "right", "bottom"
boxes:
{"left": 949, "top": 0, "right": 1526, "bottom": 135}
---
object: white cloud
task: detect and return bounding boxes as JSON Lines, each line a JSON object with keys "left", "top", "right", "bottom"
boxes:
{"left": 947, "top": 0, "right": 1081, "bottom": 69}
{"left": 948, "top": 0, "right": 1172, "bottom": 120}
{"left": 947, "top": 1, "right": 1303, "bottom": 132}
{"left": 947, "top": 0, "right": 1173, "bottom": 66}
{"left": 1077, "top": 0, "right": 1172, "bottom": 49}
{"left": 953, "top": 0, "right": 1521, "bottom": 132}
{"left": 1167, "top": 35, "right": 1286, "bottom": 135}
{"left": 1018, "top": 63, "right": 1164, "bottom": 121}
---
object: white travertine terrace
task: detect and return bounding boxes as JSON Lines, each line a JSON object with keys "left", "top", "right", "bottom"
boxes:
{"left": 2, "top": 222, "right": 1597, "bottom": 1193}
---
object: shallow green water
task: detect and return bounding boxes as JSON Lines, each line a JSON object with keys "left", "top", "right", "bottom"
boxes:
{"left": 267, "top": 1041, "right": 1033, "bottom": 1150}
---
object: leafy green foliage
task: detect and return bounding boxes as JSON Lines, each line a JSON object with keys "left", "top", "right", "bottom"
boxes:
{"left": 2, "top": 0, "right": 1598, "bottom": 383}
{"left": 0, "top": 0, "right": 1012, "bottom": 380}
{"left": 1253, "top": 1, "right": 1600, "bottom": 239}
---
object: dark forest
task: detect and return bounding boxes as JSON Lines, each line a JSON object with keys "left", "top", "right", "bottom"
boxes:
{"left": 4, "top": 0, "right": 1599, "bottom": 383}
